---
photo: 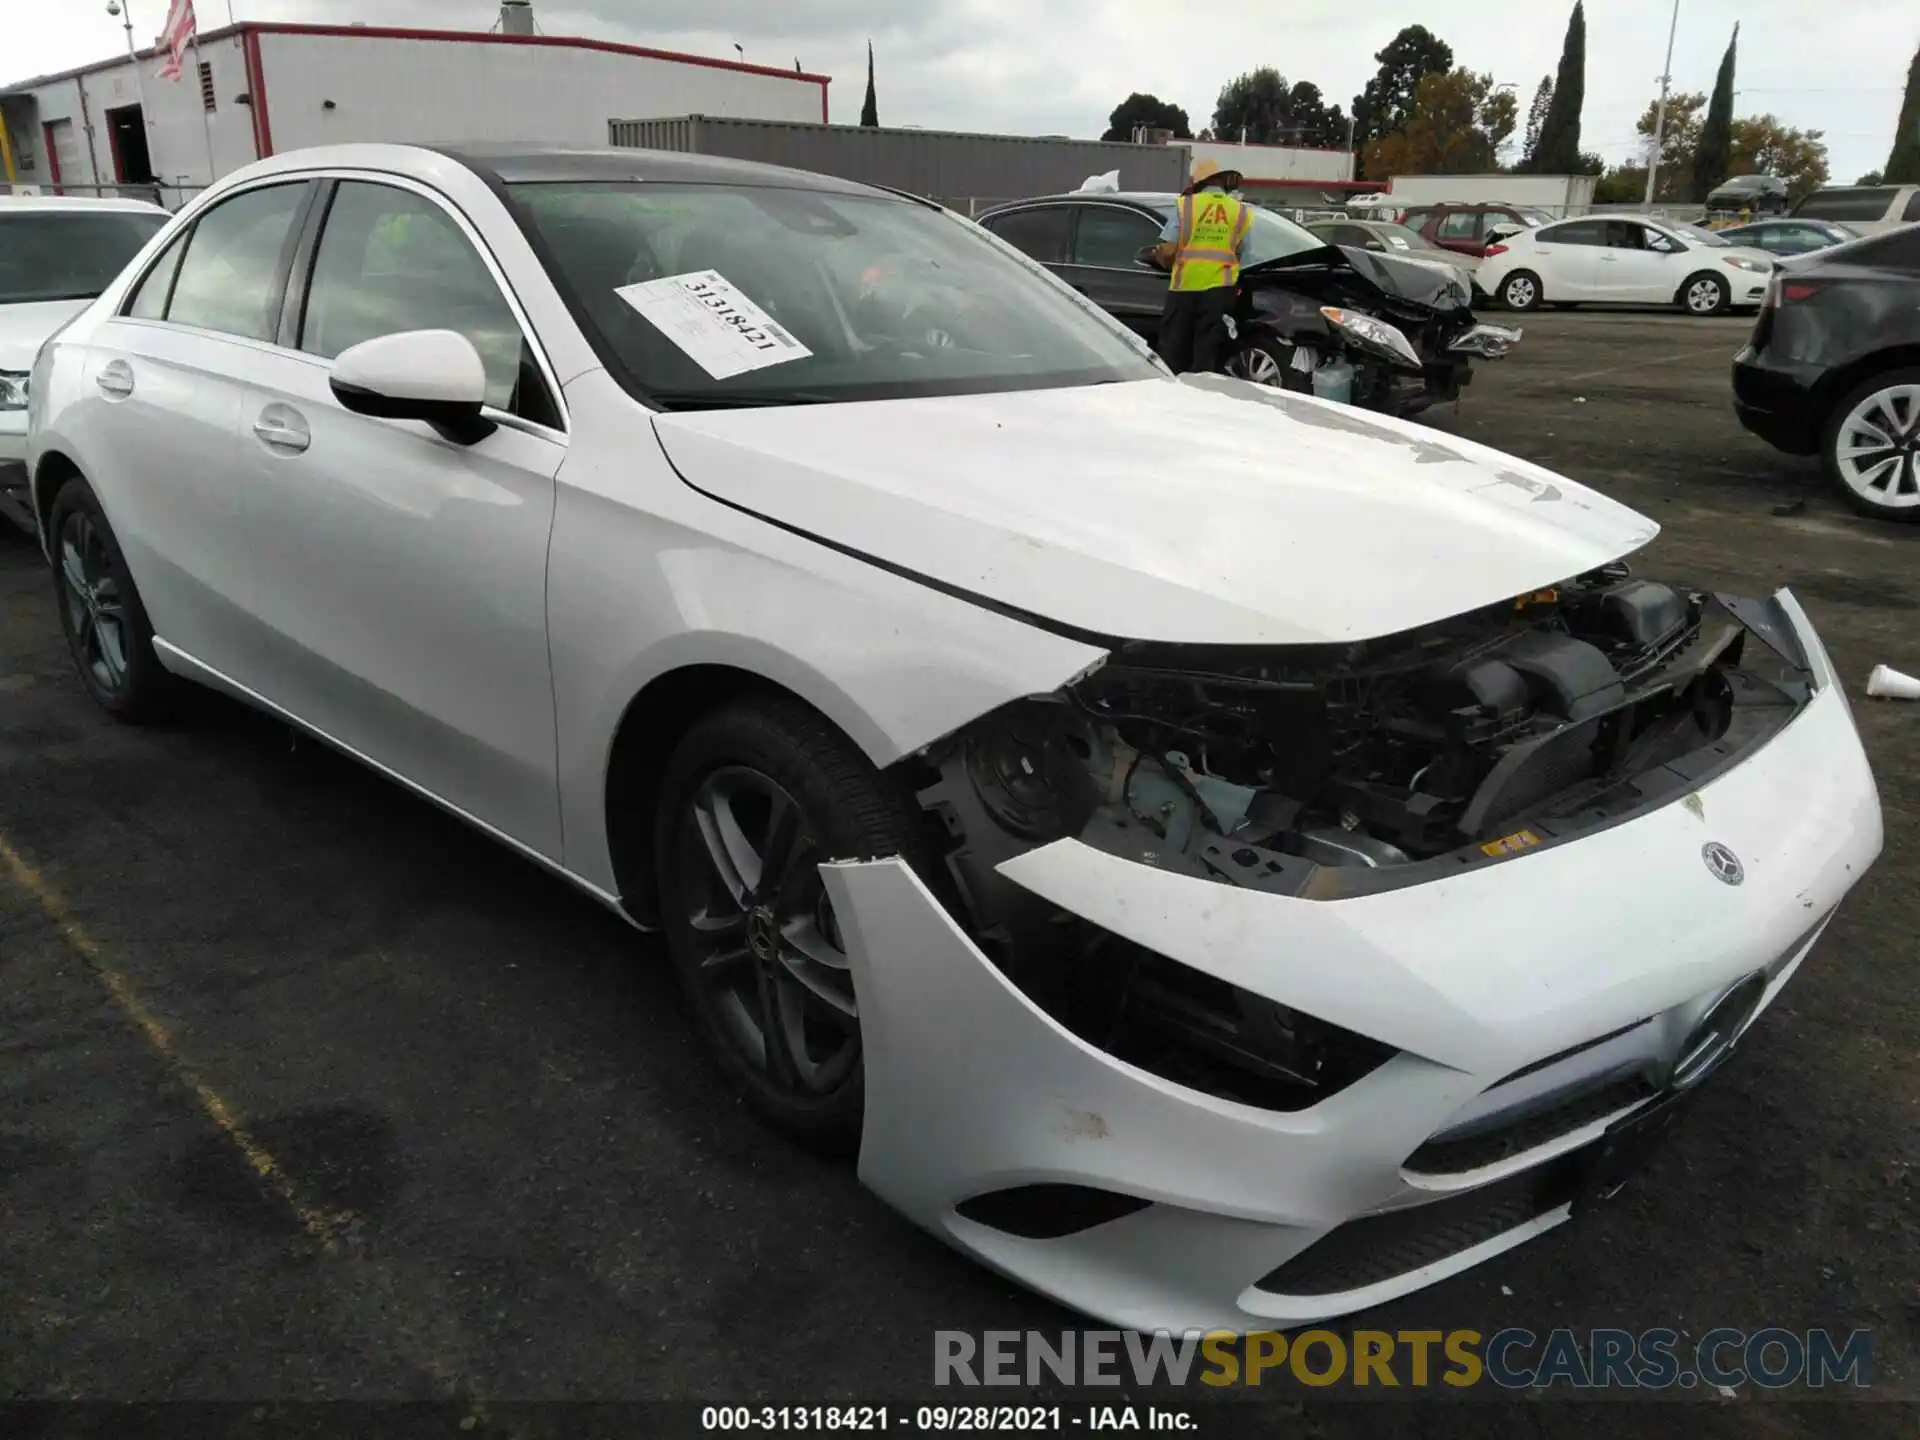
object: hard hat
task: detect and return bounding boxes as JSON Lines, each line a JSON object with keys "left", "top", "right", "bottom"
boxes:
{"left": 1189, "top": 157, "right": 1244, "bottom": 190}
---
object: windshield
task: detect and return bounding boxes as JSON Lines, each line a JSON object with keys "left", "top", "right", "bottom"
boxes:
{"left": 508, "top": 182, "right": 1159, "bottom": 407}
{"left": 1671, "top": 222, "right": 1730, "bottom": 247}
{"left": 0, "top": 209, "right": 167, "bottom": 305}
{"left": 1516, "top": 210, "right": 1551, "bottom": 227}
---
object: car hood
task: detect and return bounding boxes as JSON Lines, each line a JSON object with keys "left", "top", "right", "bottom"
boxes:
{"left": 1247, "top": 244, "right": 1471, "bottom": 310}
{"left": 0, "top": 299, "right": 90, "bottom": 372}
{"left": 651, "top": 374, "right": 1657, "bottom": 647}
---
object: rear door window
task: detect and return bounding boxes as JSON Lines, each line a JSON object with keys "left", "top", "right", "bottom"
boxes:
{"left": 164, "top": 182, "right": 311, "bottom": 341}
{"left": 1538, "top": 219, "right": 1606, "bottom": 246}
{"left": 1070, "top": 206, "right": 1160, "bottom": 268}
{"left": 1436, "top": 211, "right": 1482, "bottom": 241}
{"left": 981, "top": 206, "right": 1072, "bottom": 265}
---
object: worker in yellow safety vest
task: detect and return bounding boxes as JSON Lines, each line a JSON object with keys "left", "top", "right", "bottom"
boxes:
{"left": 1148, "top": 158, "right": 1253, "bottom": 374}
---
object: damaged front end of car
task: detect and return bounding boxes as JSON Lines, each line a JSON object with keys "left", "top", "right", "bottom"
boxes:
{"left": 897, "top": 565, "right": 1818, "bottom": 1114}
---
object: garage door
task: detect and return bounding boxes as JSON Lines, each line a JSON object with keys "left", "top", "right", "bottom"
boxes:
{"left": 44, "top": 118, "right": 84, "bottom": 189}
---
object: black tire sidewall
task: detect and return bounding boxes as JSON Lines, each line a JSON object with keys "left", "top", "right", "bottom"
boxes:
{"left": 651, "top": 699, "right": 921, "bottom": 1154}
{"left": 46, "top": 477, "right": 174, "bottom": 720}
{"left": 1821, "top": 367, "right": 1920, "bottom": 522}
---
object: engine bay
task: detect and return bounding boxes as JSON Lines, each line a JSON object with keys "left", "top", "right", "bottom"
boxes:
{"left": 900, "top": 566, "right": 1814, "bottom": 1107}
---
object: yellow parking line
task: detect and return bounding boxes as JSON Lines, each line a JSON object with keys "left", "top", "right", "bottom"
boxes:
{"left": 0, "top": 833, "right": 349, "bottom": 1252}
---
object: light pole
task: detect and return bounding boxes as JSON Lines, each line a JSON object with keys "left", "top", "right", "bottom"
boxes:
{"left": 1644, "top": 0, "right": 1681, "bottom": 209}
{"left": 105, "top": 0, "right": 155, "bottom": 193}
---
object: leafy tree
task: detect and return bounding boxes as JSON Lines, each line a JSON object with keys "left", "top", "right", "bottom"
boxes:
{"left": 1521, "top": 76, "right": 1553, "bottom": 168}
{"left": 1634, "top": 91, "right": 1707, "bottom": 201}
{"left": 1285, "top": 81, "right": 1350, "bottom": 149}
{"left": 860, "top": 41, "right": 878, "bottom": 127}
{"left": 1593, "top": 165, "right": 1648, "bottom": 204}
{"left": 1350, "top": 25, "right": 1453, "bottom": 174}
{"left": 1213, "top": 67, "right": 1292, "bottom": 143}
{"left": 1102, "top": 92, "right": 1192, "bottom": 142}
{"left": 1363, "top": 70, "right": 1515, "bottom": 178}
{"left": 1574, "top": 150, "right": 1606, "bottom": 175}
{"left": 1856, "top": 169, "right": 1886, "bottom": 185}
{"left": 1888, "top": 43, "right": 1920, "bottom": 183}
{"left": 1692, "top": 25, "right": 1739, "bottom": 200}
{"left": 1530, "top": 2, "right": 1586, "bottom": 173}
{"left": 1731, "top": 115, "right": 1830, "bottom": 200}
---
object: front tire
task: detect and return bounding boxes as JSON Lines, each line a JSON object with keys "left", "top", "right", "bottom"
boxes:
{"left": 1822, "top": 369, "right": 1920, "bottom": 522}
{"left": 1680, "top": 271, "right": 1730, "bottom": 316}
{"left": 652, "top": 698, "right": 924, "bottom": 1154}
{"left": 1225, "top": 339, "right": 1290, "bottom": 389}
{"left": 1500, "top": 270, "right": 1543, "bottom": 312}
{"left": 47, "top": 476, "right": 177, "bottom": 721}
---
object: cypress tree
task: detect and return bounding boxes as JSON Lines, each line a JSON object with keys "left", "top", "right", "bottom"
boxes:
{"left": 1533, "top": 3, "right": 1586, "bottom": 174}
{"left": 860, "top": 42, "right": 879, "bottom": 127}
{"left": 1694, "top": 25, "right": 1739, "bottom": 200}
{"left": 1887, "top": 43, "right": 1920, "bottom": 183}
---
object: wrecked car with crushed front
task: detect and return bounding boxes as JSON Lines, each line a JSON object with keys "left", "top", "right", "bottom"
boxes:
{"left": 28, "top": 144, "right": 1882, "bottom": 1338}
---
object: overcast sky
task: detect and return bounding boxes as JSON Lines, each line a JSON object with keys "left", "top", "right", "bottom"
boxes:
{"left": 12, "top": 0, "right": 1914, "bottom": 183}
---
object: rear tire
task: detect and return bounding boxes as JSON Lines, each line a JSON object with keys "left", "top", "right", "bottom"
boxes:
{"left": 1679, "top": 271, "right": 1730, "bottom": 316}
{"left": 47, "top": 476, "right": 178, "bottom": 722}
{"left": 1821, "top": 368, "right": 1920, "bottom": 522}
{"left": 652, "top": 698, "right": 925, "bottom": 1155}
{"left": 1499, "top": 270, "right": 1543, "bottom": 312}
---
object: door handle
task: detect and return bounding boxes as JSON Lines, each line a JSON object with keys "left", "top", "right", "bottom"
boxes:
{"left": 96, "top": 361, "right": 134, "bottom": 398}
{"left": 252, "top": 404, "right": 311, "bottom": 454}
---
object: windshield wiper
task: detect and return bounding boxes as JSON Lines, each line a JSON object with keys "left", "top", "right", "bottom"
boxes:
{"left": 646, "top": 390, "right": 839, "bottom": 411}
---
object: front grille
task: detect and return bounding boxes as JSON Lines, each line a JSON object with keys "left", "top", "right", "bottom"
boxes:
{"left": 1405, "top": 1073, "right": 1658, "bottom": 1175}
{"left": 1256, "top": 1152, "right": 1586, "bottom": 1297}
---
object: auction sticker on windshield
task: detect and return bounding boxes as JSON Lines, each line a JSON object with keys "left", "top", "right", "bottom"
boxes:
{"left": 614, "top": 269, "right": 812, "bottom": 379}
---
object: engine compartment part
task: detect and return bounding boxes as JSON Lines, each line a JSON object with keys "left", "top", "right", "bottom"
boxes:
{"left": 898, "top": 568, "right": 1816, "bottom": 1110}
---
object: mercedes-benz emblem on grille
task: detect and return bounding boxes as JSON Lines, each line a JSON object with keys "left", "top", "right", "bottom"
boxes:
{"left": 1702, "top": 842, "right": 1744, "bottom": 886}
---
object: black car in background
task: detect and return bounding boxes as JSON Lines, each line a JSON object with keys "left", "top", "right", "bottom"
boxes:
{"left": 976, "top": 192, "right": 1516, "bottom": 418}
{"left": 1733, "top": 226, "right": 1920, "bottom": 521}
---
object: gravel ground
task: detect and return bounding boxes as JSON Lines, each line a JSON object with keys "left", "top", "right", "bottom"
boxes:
{"left": 0, "top": 309, "right": 1914, "bottom": 1437}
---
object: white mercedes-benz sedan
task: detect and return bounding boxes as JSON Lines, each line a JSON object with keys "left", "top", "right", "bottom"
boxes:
{"left": 26, "top": 144, "right": 1882, "bottom": 1334}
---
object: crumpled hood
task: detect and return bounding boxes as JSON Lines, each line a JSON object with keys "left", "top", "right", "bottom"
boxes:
{"left": 651, "top": 374, "right": 1658, "bottom": 646}
{"left": 1248, "top": 244, "right": 1472, "bottom": 311}
{"left": 0, "top": 299, "right": 89, "bottom": 372}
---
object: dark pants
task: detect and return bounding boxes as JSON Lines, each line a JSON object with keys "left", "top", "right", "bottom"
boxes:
{"left": 1157, "top": 286, "right": 1236, "bottom": 375}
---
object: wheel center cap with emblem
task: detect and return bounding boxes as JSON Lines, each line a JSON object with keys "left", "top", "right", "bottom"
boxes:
{"left": 1702, "top": 842, "right": 1744, "bottom": 886}
{"left": 747, "top": 905, "right": 780, "bottom": 960}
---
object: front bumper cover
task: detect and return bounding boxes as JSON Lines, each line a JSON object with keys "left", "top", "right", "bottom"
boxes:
{"left": 823, "top": 590, "right": 1880, "bottom": 1333}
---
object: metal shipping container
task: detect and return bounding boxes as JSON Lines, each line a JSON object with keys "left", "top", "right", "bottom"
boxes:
{"left": 609, "top": 115, "right": 1191, "bottom": 212}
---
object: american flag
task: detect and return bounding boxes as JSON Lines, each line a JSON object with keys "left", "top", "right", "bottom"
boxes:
{"left": 156, "top": 0, "right": 197, "bottom": 81}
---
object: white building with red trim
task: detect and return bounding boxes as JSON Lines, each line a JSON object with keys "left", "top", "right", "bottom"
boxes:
{"left": 0, "top": 16, "right": 830, "bottom": 205}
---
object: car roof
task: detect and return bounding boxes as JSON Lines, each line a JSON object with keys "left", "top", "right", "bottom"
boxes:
{"left": 429, "top": 142, "right": 894, "bottom": 198}
{"left": 0, "top": 193, "right": 169, "bottom": 215}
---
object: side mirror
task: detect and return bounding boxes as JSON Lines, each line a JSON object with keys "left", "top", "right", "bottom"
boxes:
{"left": 329, "top": 329, "right": 496, "bottom": 445}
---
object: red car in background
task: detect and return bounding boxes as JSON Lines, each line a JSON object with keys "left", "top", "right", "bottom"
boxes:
{"left": 1398, "top": 204, "right": 1556, "bottom": 260}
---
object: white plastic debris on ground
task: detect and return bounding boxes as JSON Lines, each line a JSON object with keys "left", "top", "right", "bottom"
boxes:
{"left": 1867, "top": 664, "right": 1920, "bottom": 700}
{"left": 1078, "top": 169, "right": 1122, "bottom": 193}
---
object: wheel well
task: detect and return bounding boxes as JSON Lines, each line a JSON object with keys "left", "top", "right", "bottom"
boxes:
{"left": 1810, "top": 348, "right": 1920, "bottom": 439}
{"left": 603, "top": 663, "right": 838, "bottom": 927}
{"left": 31, "top": 450, "right": 82, "bottom": 539}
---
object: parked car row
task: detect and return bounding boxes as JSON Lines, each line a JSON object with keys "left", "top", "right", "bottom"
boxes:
{"left": 12, "top": 141, "right": 1883, "bottom": 1336}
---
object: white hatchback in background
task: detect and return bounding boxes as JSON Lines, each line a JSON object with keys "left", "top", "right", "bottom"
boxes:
{"left": 23, "top": 144, "right": 1882, "bottom": 1333}
{"left": 0, "top": 195, "right": 170, "bottom": 532}
{"left": 1479, "top": 215, "right": 1775, "bottom": 316}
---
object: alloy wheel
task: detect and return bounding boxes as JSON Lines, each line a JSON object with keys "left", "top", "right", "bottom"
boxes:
{"left": 1834, "top": 383, "right": 1920, "bottom": 510}
{"left": 57, "top": 511, "right": 128, "bottom": 697}
{"left": 1229, "top": 347, "right": 1284, "bottom": 387}
{"left": 678, "top": 765, "right": 859, "bottom": 1096}
{"left": 1504, "top": 275, "right": 1537, "bottom": 310}
{"left": 1686, "top": 277, "right": 1724, "bottom": 314}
